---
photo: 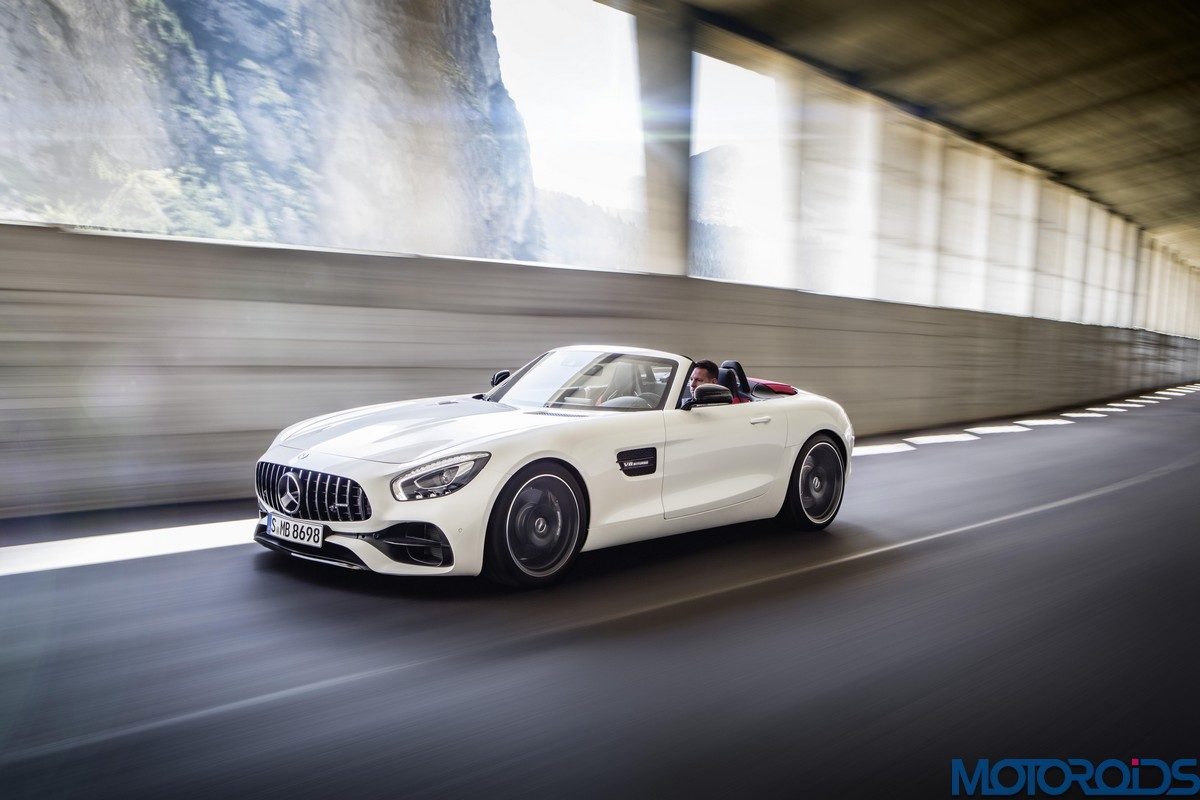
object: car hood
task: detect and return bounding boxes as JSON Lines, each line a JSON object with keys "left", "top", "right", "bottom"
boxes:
{"left": 276, "top": 396, "right": 585, "bottom": 465}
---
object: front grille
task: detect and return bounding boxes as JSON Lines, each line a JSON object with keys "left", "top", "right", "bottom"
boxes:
{"left": 256, "top": 461, "right": 372, "bottom": 522}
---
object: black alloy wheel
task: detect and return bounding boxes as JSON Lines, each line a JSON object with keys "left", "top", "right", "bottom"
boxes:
{"left": 781, "top": 433, "right": 846, "bottom": 531}
{"left": 485, "top": 461, "right": 586, "bottom": 587}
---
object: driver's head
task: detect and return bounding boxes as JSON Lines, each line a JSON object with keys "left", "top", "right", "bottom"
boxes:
{"left": 689, "top": 360, "right": 720, "bottom": 391}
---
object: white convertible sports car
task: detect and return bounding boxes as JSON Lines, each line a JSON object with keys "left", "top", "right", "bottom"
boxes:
{"left": 254, "top": 345, "right": 854, "bottom": 586}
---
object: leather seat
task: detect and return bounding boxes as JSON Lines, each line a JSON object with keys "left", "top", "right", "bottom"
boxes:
{"left": 601, "top": 361, "right": 638, "bottom": 402}
{"left": 716, "top": 367, "right": 745, "bottom": 403}
{"left": 720, "top": 360, "right": 753, "bottom": 397}
{"left": 718, "top": 361, "right": 754, "bottom": 403}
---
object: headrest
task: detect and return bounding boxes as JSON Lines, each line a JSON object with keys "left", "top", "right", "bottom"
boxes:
{"left": 608, "top": 361, "right": 637, "bottom": 394}
{"left": 716, "top": 367, "right": 740, "bottom": 394}
{"left": 720, "top": 360, "right": 750, "bottom": 393}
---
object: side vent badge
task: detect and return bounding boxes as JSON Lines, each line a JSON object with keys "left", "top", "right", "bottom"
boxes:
{"left": 616, "top": 447, "right": 657, "bottom": 477}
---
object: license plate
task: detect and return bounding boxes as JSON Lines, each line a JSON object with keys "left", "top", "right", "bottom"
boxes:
{"left": 265, "top": 512, "right": 324, "bottom": 547}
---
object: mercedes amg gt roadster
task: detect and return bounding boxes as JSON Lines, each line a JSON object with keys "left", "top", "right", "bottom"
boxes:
{"left": 254, "top": 346, "right": 854, "bottom": 586}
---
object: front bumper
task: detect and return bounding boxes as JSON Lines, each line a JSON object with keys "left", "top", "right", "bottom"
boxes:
{"left": 254, "top": 528, "right": 370, "bottom": 570}
{"left": 254, "top": 445, "right": 492, "bottom": 576}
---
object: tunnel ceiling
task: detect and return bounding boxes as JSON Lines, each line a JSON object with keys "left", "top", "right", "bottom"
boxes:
{"left": 690, "top": 0, "right": 1200, "bottom": 264}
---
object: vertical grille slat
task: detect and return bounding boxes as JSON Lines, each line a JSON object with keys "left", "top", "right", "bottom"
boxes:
{"left": 320, "top": 472, "right": 331, "bottom": 522}
{"left": 324, "top": 472, "right": 333, "bottom": 522}
{"left": 260, "top": 462, "right": 271, "bottom": 507}
{"left": 329, "top": 473, "right": 338, "bottom": 522}
{"left": 305, "top": 469, "right": 314, "bottom": 521}
{"left": 255, "top": 461, "right": 372, "bottom": 522}
{"left": 313, "top": 471, "right": 323, "bottom": 522}
{"left": 306, "top": 469, "right": 317, "bottom": 520}
{"left": 330, "top": 476, "right": 339, "bottom": 522}
{"left": 323, "top": 472, "right": 333, "bottom": 522}
{"left": 302, "top": 468, "right": 312, "bottom": 519}
{"left": 313, "top": 470, "right": 322, "bottom": 520}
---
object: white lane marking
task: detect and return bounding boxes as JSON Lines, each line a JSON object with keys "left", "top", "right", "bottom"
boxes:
{"left": 6, "top": 448, "right": 1198, "bottom": 767}
{"left": 0, "top": 520, "right": 256, "bottom": 577}
{"left": 903, "top": 433, "right": 979, "bottom": 445}
{"left": 1130, "top": 398, "right": 1159, "bottom": 403}
{"left": 0, "top": 659, "right": 427, "bottom": 765}
{"left": 1109, "top": 403, "right": 1144, "bottom": 408}
{"left": 1156, "top": 392, "right": 1185, "bottom": 397}
{"left": 852, "top": 443, "right": 916, "bottom": 456}
{"left": 964, "top": 425, "right": 1030, "bottom": 434}
{"left": 1014, "top": 418, "right": 1074, "bottom": 426}
{"left": 1062, "top": 412, "right": 1106, "bottom": 418}
{"left": 1091, "top": 407, "right": 1124, "bottom": 412}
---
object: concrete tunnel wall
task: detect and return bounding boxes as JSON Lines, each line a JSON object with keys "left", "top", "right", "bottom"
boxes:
{"left": 3, "top": 223, "right": 1198, "bottom": 518}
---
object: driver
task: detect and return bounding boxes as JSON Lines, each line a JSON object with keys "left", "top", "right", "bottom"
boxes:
{"left": 688, "top": 359, "right": 747, "bottom": 404}
{"left": 688, "top": 360, "right": 721, "bottom": 394}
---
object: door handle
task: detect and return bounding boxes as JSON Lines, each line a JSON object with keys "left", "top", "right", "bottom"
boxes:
{"left": 750, "top": 416, "right": 771, "bottom": 425}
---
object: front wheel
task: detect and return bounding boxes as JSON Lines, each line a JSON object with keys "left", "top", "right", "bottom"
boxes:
{"left": 780, "top": 434, "right": 846, "bottom": 531}
{"left": 484, "top": 461, "right": 586, "bottom": 587}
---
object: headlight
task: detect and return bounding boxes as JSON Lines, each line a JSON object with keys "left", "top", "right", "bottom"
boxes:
{"left": 391, "top": 453, "right": 491, "bottom": 501}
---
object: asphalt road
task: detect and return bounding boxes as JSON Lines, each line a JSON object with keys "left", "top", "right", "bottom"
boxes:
{"left": 2, "top": 392, "right": 1199, "bottom": 799}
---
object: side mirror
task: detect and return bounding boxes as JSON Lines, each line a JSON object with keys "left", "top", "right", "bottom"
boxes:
{"left": 490, "top": 369, "right": 511, "bottom": 387}
{"left": 683, "top": 383, "right": 732, "bottom": 410}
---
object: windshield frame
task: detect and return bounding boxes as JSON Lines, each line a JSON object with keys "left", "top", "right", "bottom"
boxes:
{"left": 484, "top": 350, "right": 680, "bottom": 413}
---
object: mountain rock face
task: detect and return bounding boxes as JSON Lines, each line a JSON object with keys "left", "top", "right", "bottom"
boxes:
{"left": 0, "top": 0, "right": 541, "bottom": 259}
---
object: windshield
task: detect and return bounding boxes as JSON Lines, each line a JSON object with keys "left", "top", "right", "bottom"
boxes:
{"left": 487, "top": 351, "right": 678, "bottom": 412}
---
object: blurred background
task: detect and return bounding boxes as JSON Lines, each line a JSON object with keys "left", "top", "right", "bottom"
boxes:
{"left": 0, "top": 0, "right": 1198, "bottom": 513}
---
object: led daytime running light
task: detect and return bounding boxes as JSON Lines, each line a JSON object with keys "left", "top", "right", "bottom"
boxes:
{"left": 391, "top": 453, "right": 490, "bottom": 501}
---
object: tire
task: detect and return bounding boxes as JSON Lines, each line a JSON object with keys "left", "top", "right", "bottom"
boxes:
{"left": 780, "top": 433, "right": 846, "bottom": 531}
{"left": 484, "top": 461, "right": 587, "bottom": 588}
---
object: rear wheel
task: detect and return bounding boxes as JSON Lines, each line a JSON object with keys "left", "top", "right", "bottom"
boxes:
{"left": 484, "top": 461, "right": 586, "bottom": 587}
{"left": 780, "top": 434, "right": 845, "bottom": 531}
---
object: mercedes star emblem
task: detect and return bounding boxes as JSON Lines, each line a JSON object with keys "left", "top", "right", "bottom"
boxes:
{"left": 277, "top": 472, "right": 302, "bottom": 515}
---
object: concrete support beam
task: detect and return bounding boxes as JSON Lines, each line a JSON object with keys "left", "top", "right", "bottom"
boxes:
{"left": 629, "top": 0, "right": 694, "bottom": 276}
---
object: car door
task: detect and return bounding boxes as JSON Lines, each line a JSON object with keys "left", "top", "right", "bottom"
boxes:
{"left": 661, "top": 401, "right": 788, "bottom": 519}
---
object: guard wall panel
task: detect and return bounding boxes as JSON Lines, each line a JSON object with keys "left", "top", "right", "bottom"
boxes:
{"left": 1, "top": 224, "right": 1197, "bottom": 517}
